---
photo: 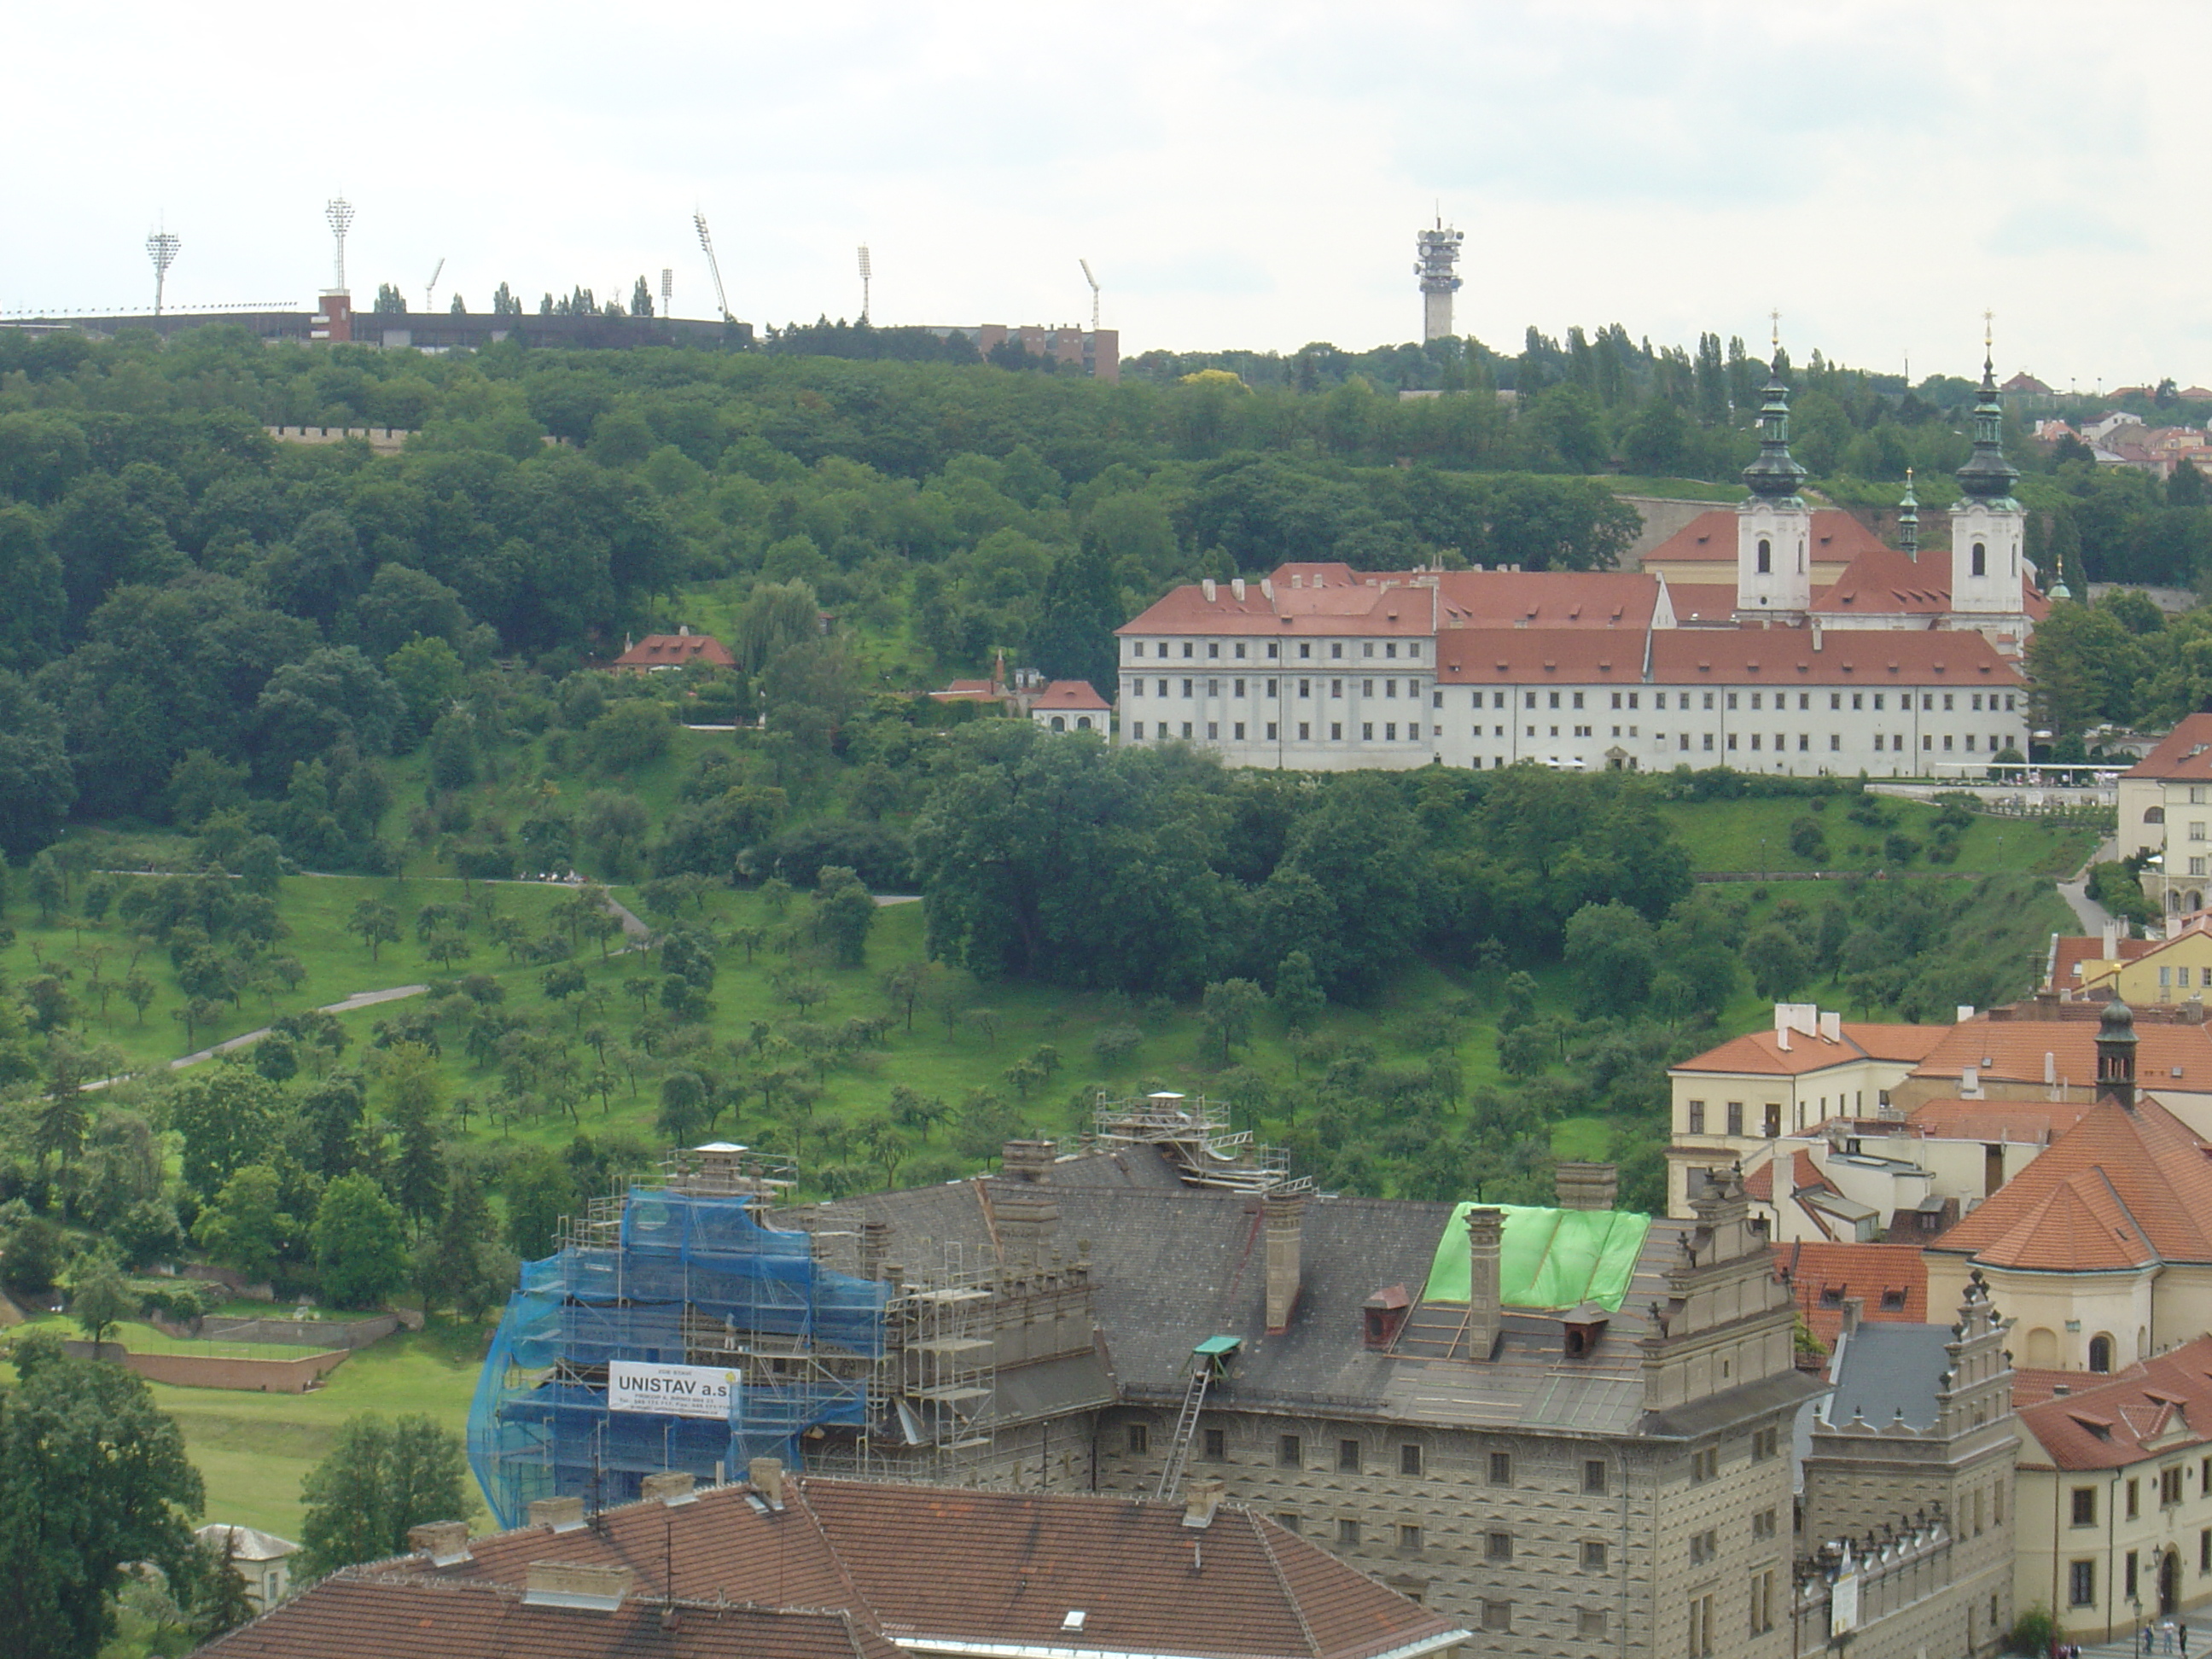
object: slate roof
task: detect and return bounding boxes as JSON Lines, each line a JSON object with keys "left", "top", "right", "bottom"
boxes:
{"left": 197, "top": 1574, "right": 903, "bottom": 1659}
{"left": 319, "top": 1478, "right": 1465, "bottom": 1659}
{"left": 2016, "top": 1336, "right": 2212, "bottom": 1471}
{"left": 1929, "top": 1095, "right": 2212, "bottom": 1272}
{"left": 1824, "top": 1323, "right": 1955, "bottom": 1430}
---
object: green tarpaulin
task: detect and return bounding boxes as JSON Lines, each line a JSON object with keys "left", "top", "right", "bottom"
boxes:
{"left": 1419, "top": 1204, "right": 1650, "bottom": 1313}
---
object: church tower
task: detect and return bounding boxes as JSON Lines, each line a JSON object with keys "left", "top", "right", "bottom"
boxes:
{"left": 1735, "top": 352, "right": 1813, "bottom": 620}
{"left": 1951, "top": 331, "right": 2025, "bottom": 617}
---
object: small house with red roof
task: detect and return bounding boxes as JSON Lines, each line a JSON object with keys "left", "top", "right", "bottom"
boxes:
{"left": 607, "top": 626, "right": 736, "bottom": 673}
{"left": 1028, "top": 679, "right": 1109, "bottom": 734}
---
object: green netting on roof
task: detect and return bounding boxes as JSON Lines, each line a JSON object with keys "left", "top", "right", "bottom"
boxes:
{"left": 1419, "top": 1204, "right": 1650, "bottom": 1313}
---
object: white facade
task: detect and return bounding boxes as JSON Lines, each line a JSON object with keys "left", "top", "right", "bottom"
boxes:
{"left": 1951, "top": 498, "right": 2026, "bottom": 617}
{"left": 1735, "top": 495, "right": 1813, "bottom": 617}
{"left": 1118, "top": 633, "right": 1434, "bottom": 771}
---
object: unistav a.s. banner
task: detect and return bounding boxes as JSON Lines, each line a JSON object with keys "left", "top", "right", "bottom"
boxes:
{"left": 607, "top": 1360, "right": 736, "bottom": 1420}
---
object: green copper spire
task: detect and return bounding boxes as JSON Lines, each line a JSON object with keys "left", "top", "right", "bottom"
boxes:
{"left": 1740, "top": 353, "right": 1808, "bottom": 501}
{"left": 1897, "top": 469, "right": 1919, "bottom": 558}
{"left": 1955, "top": 320, "right": 2020, "bottom": 504}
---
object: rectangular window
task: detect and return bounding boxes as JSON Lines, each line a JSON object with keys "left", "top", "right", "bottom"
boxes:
{"left": 1753, "top": 1510, "right": 1777, "bottom": 1540}
{"left": 1831, "top": 692, "right": 1842, "bottom": 709}
{"left": 1488, "top": 1451, "right": 1513, "bottom": 1487}
{"left": 1727, "top": 734, "right": 1738, "bottom": 750}
{"left": 1689, "top": 1529, "right": 1718, "bottom": 1565}
{"left": 1830, "top": 734, "right": 1841, "bottom": 750}
{"left": 1266, "top": 643, "right": 1278, "bottom": 659}
{"left": 1233, "top": 643, "right": 1245, "bottom": 659}
{"left": 1874, "top": 693, "right": 1885, "bottom": 710}
{"left": 2202, "top": 1528, "right": 2210, "bottom": 1575}
{"left": 1361, "top": 723, "right": 1373, "bottom": 742}
{"left": 1276, "top": 1432, "right": 1301, "bottom": 1467}
{"left": 1338, "top": 1439, "right": 1361, "bottom": 1473}
{"left": 1727, "top": 692, "right": 1738, "bottom": 710}
{"left": 1337, "top": 1516, "right": 1360, "bottom": 1546}
{"left": 1265, "top": 722, "right": 1278, "bottom": 741}
{"left": 1432, "top": 691, "right": 1441, "bottom": 708}
{"left": 1384, "top": 643, "right": 1397, "bottom": 658}
{"left": 1385, "top": 723, "right": 1397, "bottom": 741}
{"left": 1384, "top": 679, "right": 1397, "bottom": 698}
{"left": 1688, "top": 1594, "right": 1714, "bottom": 1659}
{"left": 1203, "top": 1428, "right": 1225, "bottom": 1461}
{"left": 1296, "top": 722, "right": 1310, "bottom": 741}
{"left": 1400, "top": 1443, "right": 1423, "bottom": 1476}
{"left": 1972, "top": 692, "right": 1982, "bottom": 711}
{"left": 1691, "top": 1447, "right": 1719, "bottom": 1483}
{"left": 1330, "top": 723, "right": 1342, "bottom": 741}
{"left": 1299, "top": 643, "right": 1311, "bottom": 659}
{"left": 1208, "top": 643, "right": 1220, "bottom": 659}
{"left": 1584, "top": 1458, "right": 1607, "bottom": 1494}
{"left": 1573, "top": 691, "right": 1585, "bottom": 708}
{"left": 1703, "top": 733, "right": 1714, "bottom": 751}
{"left": 1750, "top": 692, "right": 1761, "bottom": 710}
{"left": 1612, "top": 691, "right": 1623, "bottom": 708}
{"left": 1331, "top": 643, "right": 1342, "bottom": 659}
{"left": 1207, "top": 679, "right": 1220, "bottom": 696}
{"left": 1181, "top": 722, "right": 1192, "bottom": 739}
{"left": 1330, "top": 678, "right": 1342, "bottom": 698}
{"left": 1131, "top": 722, "right": 1144, "bottom": 740}
{"left": 1483, "top": 1601, "right": 1512, "bottom": 1634}
{"left": 1750, "top": 1426, "right": 1778, "bottom": 1461}
{"left": 1580, "top": 1610, "right": 1608, "bottom": 1639}
{"left": 1206, "top": 722, "right": 1219, "bottom": 740}
{"left": 1726, "top": 1103, "right": 1743, "bottom": 1136}
{"left": 2127, "top": 1550, "right": 2139, "bottom": 1600}
{"left": 1582, "top": 1540, "right": 1609, "bottom": 1570}
{"left": 1297, "top": 678, "right": 1310, "bottom": 697}
{"left": 2130, "top": 1478, "right": 2141, "bottom": 1520}
{"left": 1750, "top": 1569, "right": 1775, "bottom": 1636}
{"left": 1550, "top": 690, "right": 1561, "bottom": 709}
{"left": 1363, "top": 643, "right": 1374, "bottom": 658}
{"left": 1362, "top": 678, "right": 1375, "bottom": 698}
{"left": 1127, "top": 1423, "right": 1149, "bottom": 1454}
{"left": 1397, "top": 1523, "right": 1423, "bottom": 1553}
{"left": 1687, "top": 1101, "right": 1706, "bottom": 1133}
{"left": 2069, "top": 1560, "right": 2095, "bottom": 1607}
{"left": 1853, "top": 692, "right": 1864, "bottom": 710}
{"left": 1487, "top": 1531, "right": 1513, "bottom": 1562}
{"left": 1264, "top": 678, "right": 1278, "bottom": 696}
{"left": 1409, "top": 643, "right": 1422, "bottom": 660}
{"left": 1182, "top": 678, "right": 1193, "bottom": 697}
{"left": 1277, "top": 1511, "right": 1301, "bottom": 1533}
{"left": 1232, "top": 722, "right": 1245, "bottom": 740}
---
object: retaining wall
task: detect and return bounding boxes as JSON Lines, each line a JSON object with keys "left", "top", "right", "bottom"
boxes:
{"left": 61, "top": 1340, "right": 350, "bottom": 1393}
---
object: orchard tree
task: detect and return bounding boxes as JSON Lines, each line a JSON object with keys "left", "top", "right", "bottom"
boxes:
{"left": 346, "top": 899, "right": 401, "bottom": 963}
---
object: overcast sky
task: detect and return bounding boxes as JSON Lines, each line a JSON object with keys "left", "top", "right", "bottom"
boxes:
{"left": 3, "top": 1, "right": 2200, "bottom": 387}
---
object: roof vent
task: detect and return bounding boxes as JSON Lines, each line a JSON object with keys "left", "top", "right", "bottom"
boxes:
{"left": 1062, "top": 1611, "right": 1088, "bottom": 1632}
{"left": 406, "top": 1521, "right": 472, "bottom": 1567}
{"left": 523, "top": 1562, "right": 634, "bottom": 1611}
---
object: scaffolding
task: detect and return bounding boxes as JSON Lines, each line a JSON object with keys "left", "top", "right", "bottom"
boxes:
{"left": 1094, "top": 1091, "right": 1312, "bottom": 1195}
{"left": 468, "top": 1144, "right": 994, "bottom": 1528}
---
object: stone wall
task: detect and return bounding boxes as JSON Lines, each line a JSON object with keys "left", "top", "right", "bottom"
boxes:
{"left": 63, "top": 1341, "right": 351, "bottom": 1393}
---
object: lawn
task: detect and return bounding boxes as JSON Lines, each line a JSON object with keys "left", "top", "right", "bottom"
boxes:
{"left": 1655, "top": 794, "right": 2098, "bottom": 876}
{"left": 1607, "top": 475, "right": 1748, "bottom": 504}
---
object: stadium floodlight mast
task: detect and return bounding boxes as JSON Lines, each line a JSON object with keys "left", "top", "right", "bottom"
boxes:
{"left": 694, "top": 212, "right": 732, "bottom": 322}
{"left": 325, "top": 196, "right": 356, "bottom": 296}
{"left": 857, "top": 244, "right": 872, "bottom": 323}
{"left": 146, "top": 225, "right": 181, "bottom": 317}
{"left": 660, "top": 267, "right": 672, "bottom": 317}
{"left": 1080, "top": 259, "right": 1100, "bottom": 331}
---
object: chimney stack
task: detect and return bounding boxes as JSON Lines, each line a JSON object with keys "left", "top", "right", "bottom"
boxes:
{"left": 1554, "top": 1162, "right": 1619, "bottom": 1212}
{"left": 1183, "top": 1476, "right": 1226, "bottom": 1528}
{"left": 994, "top": 1138, "right": 1059, "bottom": 1269}
{"left": 748, "top": 1457, "right": 786, "bottom": 1510}
{"left": 1840, "top": 1296, "right": 1864, "bottom": 1337}
{"left": 642, "top": 1470, "right": 696, "bottom": 1506}
{"left": 1264, "top": 1190, "right": 1306, "bottom": 1332}
{"left": 2103, "top": 920, "right": 2120, "bottom": 959}
{"left": 407, "top": 1521, "right": 472, "bottom": 1567}
{"left": 527, "top": 1496, "right": 587, "bottom": 1533}
{"left": 1464, "top": 1207, "right": 1504, "bottom": 1362}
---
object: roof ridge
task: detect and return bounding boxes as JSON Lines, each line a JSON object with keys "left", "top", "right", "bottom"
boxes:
{"left": 1247, "top": 1507, "right": 1323, "bottom": 1659}
{"left": 789, "top": 1479, "right": 884, "bottom": 1628}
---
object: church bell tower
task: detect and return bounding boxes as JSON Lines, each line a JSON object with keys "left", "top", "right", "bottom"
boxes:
{"left": 1735, "top": 337, "right": 1813, "bottom": 620}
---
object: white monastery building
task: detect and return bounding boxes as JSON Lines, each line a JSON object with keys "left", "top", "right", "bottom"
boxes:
{"left": 1114, "top": 352, "right": 2042, "bottom": 777}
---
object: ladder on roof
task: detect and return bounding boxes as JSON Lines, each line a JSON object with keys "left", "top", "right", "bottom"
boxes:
{"left": 1153, "top": 1366, "right": 1213, "bottom": 1501}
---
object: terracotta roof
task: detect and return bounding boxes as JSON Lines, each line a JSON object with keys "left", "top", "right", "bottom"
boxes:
{"left": 612, "top": 633, "right": 736, "bottom": 669}
{"left": 1773, "top": 1242, "right": 1930, "bottom": 1352}
{"left": 1642, "top": 509, "right": 1891, "bottom": 567}
{"left": 1428, "top": 568, "right": 1661, "bottom": 630}
{"left": 2016, "top": 1336, "right": 2212, "bottom": 1470}
{"left": 1118, "top": 577, "right": 1433, "bottom": 639}
{"left": 2124, "top": 714, "right": 2212, "bottom": 781}
{"left": 1811, "top": 545, "right": 1953, "bottom": 615}
{"left": 371, "top": 1478, "right": 1462, "bottom": 1659}
{"left": 1119, "top": 566, "right": 1663, "bottom": 640}
{"left": 1431, "top": 627, "right": 2023, "bottom": 689}
{"left": 198, "top": 1575, "right": 903, "bottom": 1659}
{"left": 2050, "top": 934, "right": 2156, "bottom": 991}
{"left": 1672, "top": 1022, "right": 1949, "bottom": 1080}
{"left": 1664, "top": 582, "right": 1740, "bottom": 622}
{"left": 1909, "top": 1015, "right": 2212, "bottom": 1091}
{"left": 1906, "top": 1095, "right": 2094, "bottom": 1144}
{"left": 1032, "top": 679, "right": 1110, "bottom": 711}
{"left": 1930, "top": 1094, "right": 2212, "bottom": 1271}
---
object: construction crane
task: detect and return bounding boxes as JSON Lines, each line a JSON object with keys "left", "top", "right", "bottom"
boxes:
{"left": 1079, "top": 259, "right": 1100, "bottom": 332}
{"left": 694, "top": 212, "right": 732, "bottom": 322}
{"left": 423, "top": 256, "right": 445, "bottom": 313}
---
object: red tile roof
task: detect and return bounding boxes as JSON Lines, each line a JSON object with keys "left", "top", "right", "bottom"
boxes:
{"left": 1431, "top": 627, "right": 2022, "bottom": 689}
{"left": 1663, "top": 582, "right": 1740, "bottom": 622}
{"left": 1672, "top": 1022, "right": 1950, "bottom": 1080}
{"left": 1119, "top": 567, "right": 1664, "bottom": 640}
{"left": 1032, "top": 680, "right": 1110, "bottom": 711}
{"left": 612, "top": 634, "right": 736, "bottom": 670}
{"left": 199, "top": 1575, "right": 903, "bottom": 1659}
{"left": 1642, "top": 509, "right": 1892, "bottom": 568}
{"left": 2016, "top": 1336, "right": 2212, "bottom": 1470}
{"left": 1930, "top": 1095, "right": 2212, "bottom": 1272}
{"left": 2123, "top": 713, "right": 2212, "bottom": 782}
{"left": 1773, "top": 1242, "right": 1930, "bottom": 1351}
{"left": 1811, "top": 545, "right": 1953, "bottom": 615}
{"left": 2049, "top": 934, "right": 2155, "bottom": 992}
{"left": 1906, "top": 1095, "right": 2094, "bottom": 1144}
{"left": 362, "top": 1478, "right": 1463, "bottom": 1659}
{"left": 1909, "top": 1015, "right": 2212, "bottom": 1092}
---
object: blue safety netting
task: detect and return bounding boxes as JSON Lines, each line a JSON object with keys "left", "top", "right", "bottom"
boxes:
{"left": 468, "top": 1187, "right": 891, "bottom": 1528}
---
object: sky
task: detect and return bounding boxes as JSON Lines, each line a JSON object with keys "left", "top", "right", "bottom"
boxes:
{"left": 1, "top": 0, "right": 2202, "bottom": 387}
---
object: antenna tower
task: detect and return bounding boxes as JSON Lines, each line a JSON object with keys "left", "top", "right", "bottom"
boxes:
{"left": 423, "top": 256, "right": 445, "bottom": 312}
{"left": 857, "top": 244, "right": 871, "bottom": 322}
{"left": 660, "top": 267, "right": 672, "bottom": 318}
{"left": 325, "top": 197, "right": 356, "bottom": 297}
{"left": 1079, "top": 259, "right": 1100, "bottom": 332}
{"left": 693, "top": 212, "right": 732, "bottom": 322}
{"left": 1413, "top": 215, "right": 1464, "bottom": 343}
{"left": 146, "top": 226, "right": 181, "bottom": 317}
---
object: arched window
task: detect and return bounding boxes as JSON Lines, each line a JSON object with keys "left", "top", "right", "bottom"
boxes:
{"left": 1076, "top": 716, "right": 1092, "bottom": 731}
{"left": 1972, "top": 541, "right": 1988, "bottom": 577}
{"left": 1049, "top": 715, "right": 1066, "bottom": 732}
{"left": 2147, "top": 806, "right": 2166, "bottom": 823}
{"left": 2088, "top": 1333, "right": 2113, "bottom": 1373}
{"left": 1756, "top": 538, "right": 1772, "bottom": 574}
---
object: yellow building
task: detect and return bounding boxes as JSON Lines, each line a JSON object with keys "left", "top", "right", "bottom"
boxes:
{"left": 2078, "top": 922, "right": 2212, "bottom": 1005}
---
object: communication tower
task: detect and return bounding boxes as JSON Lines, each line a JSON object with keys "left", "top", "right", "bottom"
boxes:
{"left": 1414, "top": 215, "right": 1464, "bottom": 342}
{"left": 1079, "top": 259, "right": 1100, "bottom": 331}
{"left": 146, "top": 225, "right": 181, "bottom": 317}
{"left": 857, "top": 244, "right": 871, "bottom": 322}
{"left": 325, "top": 197, "right": 356, "bottom": 297}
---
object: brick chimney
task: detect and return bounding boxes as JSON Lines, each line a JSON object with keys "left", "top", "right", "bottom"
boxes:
{"left": 1264, "top": 1190, "right": 1306, "bottom": 1333}
{"left": 1554, "top": 1161, "right": 1619, "bottom": 1212}
{"left": 1183, "top": 1476, "right": 1226, "bottom": 1528}
{"left": 642, "top": 1470, "right": 696, "bottom": 1506}
{"left": 995, "top": 1138, "right": 1059, "bottom": 1268}
{"left": 407, "top": 1521, "right": 472, "bottom": 1566}
{"left": 748, "top": 1457, "right": 786, "bottom": 1510}
{"left": 1465, "top": 1207, "right": 1504, "bottom": 1362}
{"left": 527, "top": 1496, "right": 586, "bottom": 1533}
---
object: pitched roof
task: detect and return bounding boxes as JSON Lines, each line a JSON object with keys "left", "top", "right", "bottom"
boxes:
{"left": 612, "top": 633, "right": 736, "bottom": 669}
{"left": 1811, "top": 545, "right": 1953, "bottom": 615}
{"left": 1117, "top": 567, "right": 1668, "bottom": 641}
{"left": 195, "top": 1523, "right": 298, "bottom": 1563}
{"left": 1930, "top": 1094, "right": 2212, "bottom": 1271}
{"left": 1118, "top": 576, "right": 1434, "bottom": 639}
{"left": 1670, "top": 1022, "right": 1949, "bottom": 1080}
{"left": 351, "top": 1479, "right": 1464, "bottom": 1659}
{"left": 1773, "top": 1242, "right": 1930, "bottom": 1351}
{"left": 1641, "top": 509, "right": 1889, "bottom": 568}
{"left": 1429, "top": 627, "right": 2022, "bottom": 689}
{"left": 1909, "top": 1014, "right": 2212, "bottom": 1092}
{"left": 198, "top": 1573, "right": 906, "bottom": 1659}
{"left": 1906, "top": 1095, "right": 2094, "bottom": 1144}
{"left": 1664, "top": 582, "right": 1740, "bottom": 622}
{"left": 2050, "top": 934, "right": 2156, "bottom": 991}
{"left": 2016, "top": 1335, "right": 2212, "bottom": 1470}
{"left": 1826, "top": 1323, "right": 1957, "bottom": 1429}
{"left": 1032, "top": 680, "right": 1110, "bottom": 711}
{"left": 2122, "top": 713, "right": 2212, "bottom": 781}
